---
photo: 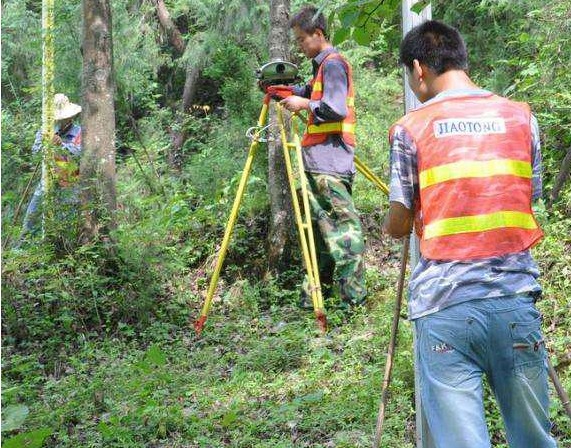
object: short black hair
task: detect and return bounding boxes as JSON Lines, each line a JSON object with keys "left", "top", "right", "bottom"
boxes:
{"left": 289, "top": 5, "right": 328, "bottom": 39}
{"left": 400, "top": 20, "right": 468, "bottom": 75}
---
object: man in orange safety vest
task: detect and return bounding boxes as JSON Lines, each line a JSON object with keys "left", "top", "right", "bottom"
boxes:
{"left": 383, "top": 20, "right": 558, "bottom": 448}
{"left": 280, "top": 5, "right": 366, "bottom": 311}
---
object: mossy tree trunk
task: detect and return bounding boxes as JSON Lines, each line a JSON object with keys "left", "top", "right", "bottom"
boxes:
{"left": 80, "top": 0, "right": 117, "bottom": 242}
{"left": 266, "top": 0, "right": 295, "bottom": 276}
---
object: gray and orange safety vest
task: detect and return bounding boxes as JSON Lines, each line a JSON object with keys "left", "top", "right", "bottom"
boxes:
{"left": 390, "top": 93, "right": 543, "bottom": 260}
{"left": 301, "top": 53, "right": 356, "bottom": 147}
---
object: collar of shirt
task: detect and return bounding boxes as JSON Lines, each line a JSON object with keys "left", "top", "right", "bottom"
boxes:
{"left": 312, "top": 47, "right": 338, "bottom": 75}
{"left": 424, "top": 88, "right": 492, "bottom": 105}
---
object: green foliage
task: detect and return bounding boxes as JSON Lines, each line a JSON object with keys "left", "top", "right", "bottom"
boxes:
{"left": 1, "top": 0, "right": 42, "bottom": 103}
{"left": 434, "top": 0, "right": 571, "bottom": 193}
{"left": 203, "top": 39, "right": 263, "bottom": 120}
{"left": 2, "top": 1, "right": 571, "bottom": 447}
{"left": 1, "top": 238, "right": 166, "bottom": 356}
{"left": 328, "top": 0, "right": 401, "bottom": 46}
{"left": 2, "top": 428, "right": 53, "bottom": 448}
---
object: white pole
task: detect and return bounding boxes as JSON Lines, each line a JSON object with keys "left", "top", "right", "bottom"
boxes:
{"left": 400, "top": 2, "right": 433, "bottom": 448}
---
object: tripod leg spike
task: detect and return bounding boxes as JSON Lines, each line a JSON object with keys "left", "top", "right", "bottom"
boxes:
{"left": 194, "top": 315, "right": 207, "bottom": 336}
{"left": 315, "top": 310, "right": 327, "bottom": 334}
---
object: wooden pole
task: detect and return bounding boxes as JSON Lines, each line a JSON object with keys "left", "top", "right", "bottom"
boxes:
{"left": 548, "top": 357, "right": 571, "bottom": 421}
{"left": 373, "top": 238, "right": 409, "bottom": 448}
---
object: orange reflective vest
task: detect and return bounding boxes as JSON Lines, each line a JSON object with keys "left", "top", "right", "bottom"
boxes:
{"left": 390, "top": 93, "right": 543, "bottom": 260}
{"left": 54, "top": 154, "right": 80, "bottom": 187}
{"left": 301, "top": 53, "right": 356, "bottom": 147}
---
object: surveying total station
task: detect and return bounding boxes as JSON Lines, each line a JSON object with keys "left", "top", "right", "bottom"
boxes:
{"left": 194, "top": 59, "right": 389, "bottom": 335}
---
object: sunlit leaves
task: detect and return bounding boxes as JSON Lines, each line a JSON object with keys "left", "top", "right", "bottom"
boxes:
{"left": 410, "top": 0, "right": 431, "bottom": 14}
{"left": 329, "top": 0, "right": 400, "bottom": 46}
{"left": 2, "top": 428, "right": 52, "bottom": 448}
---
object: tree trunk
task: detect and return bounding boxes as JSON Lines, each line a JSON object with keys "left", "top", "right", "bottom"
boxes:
{"left": 81, "top": 0, "right": 117, "bottom": 242}
{"left": 549, "top": 147, "right": 571, "bottom": 208}
{"left": 169, "top": 53, "right": 204, "bottom": 172}
{"left": 266, "top": 0, "right": 295, "bottom": 275}
{"left": 149, "top": 0, "right": 204, "bottom": 173}
{"left": 152, "top": 0, "right": 185, "bottom": 55}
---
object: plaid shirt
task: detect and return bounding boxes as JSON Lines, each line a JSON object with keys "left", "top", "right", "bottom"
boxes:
{"left": 389, "top": 89, "right": 543, "bottom": 319}
{"left": 32, "top": 123, "right": 82, "bottom": 156}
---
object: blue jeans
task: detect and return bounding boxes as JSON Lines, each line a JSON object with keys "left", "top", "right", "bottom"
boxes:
{"left": 21, "top": 182, "right": 44, "bottom": 235}
{"left": 415, "top": 294, "right": 557, "bottom": 448}
{"left": 20, "top": 182, "right": 80, "bottom": 242}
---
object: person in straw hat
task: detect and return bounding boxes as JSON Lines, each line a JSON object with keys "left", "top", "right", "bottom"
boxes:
{"left": 20, "top": 93, "right": 82, "bottom": 239}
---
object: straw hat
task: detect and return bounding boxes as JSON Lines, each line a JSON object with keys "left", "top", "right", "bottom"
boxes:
{"left": 54, "top": 93, "right": 82, "bottom": 120}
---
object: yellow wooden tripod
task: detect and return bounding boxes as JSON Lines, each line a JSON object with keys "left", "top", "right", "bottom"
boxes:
{"left": 194, "top": 93, "right": 389, "bottom": 335}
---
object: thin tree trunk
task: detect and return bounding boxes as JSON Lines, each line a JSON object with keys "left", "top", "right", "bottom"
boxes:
{"left": 81, "top": 0, "right": 117, "bottom": 242}
{"left": 152, "top": 0, "right": 185, "bottom": 55}
{"left": 549, "top": 147, "right": 571, "bottom": 208}
{"left": 169, "top": 55, "right": 203, "bottom": 172}
{"left": 266, "top": 0, "right": 294, "bottom": 275}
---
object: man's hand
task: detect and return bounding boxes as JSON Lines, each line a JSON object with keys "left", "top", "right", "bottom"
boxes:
{"left": 51, "top": 134, "right": 63, "bottom": 145}
{"left": 280, "top": 95, "right": 310, "bottom": 113}
{"left": 383, "top": 201, "right": 414, "bottom": 239}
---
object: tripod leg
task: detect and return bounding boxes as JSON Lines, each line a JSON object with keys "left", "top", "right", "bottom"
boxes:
{"left": 276, "top": 106, "right": 326, "bottom": 333}
{"left": 354, "top": 156, "right": 389, "bottom": 196}
{"left": 294, "top": 134, "right": 326, "bottom": 329}
{"left": 195, "top": 99, "right": 270, "bottom": 335}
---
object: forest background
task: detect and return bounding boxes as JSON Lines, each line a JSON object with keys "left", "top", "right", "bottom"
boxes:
{"left": 1, "top": 0, "right": 570, "bottom": 447}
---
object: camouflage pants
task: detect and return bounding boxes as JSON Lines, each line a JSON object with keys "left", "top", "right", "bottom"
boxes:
{"left": 304, "top": 172, "right": 366, "bottom": 306}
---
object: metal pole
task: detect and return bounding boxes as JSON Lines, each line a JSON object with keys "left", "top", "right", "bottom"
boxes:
{"left": 401, "top": 2, "right": 432, "bottom": 447}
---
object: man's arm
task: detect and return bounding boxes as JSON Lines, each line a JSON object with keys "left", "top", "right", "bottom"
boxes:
{"left": 32, "top": 130, "right": 43, "bottom": 153}
{"left": 292, "top": 84, "right": 311, "bottom": 98}
{"left": 310, "top": 59, "right": 348, "bottom": 122}
{"left": 281, "top": 59, "right": 349, "bottom": 116}
{"left": 383, "top": 125, "right": 418, "bottom": 239}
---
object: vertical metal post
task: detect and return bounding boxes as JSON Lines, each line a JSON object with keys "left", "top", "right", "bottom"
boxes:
{"left": 401, "top": 2, "right": 433, "bottom": 447}
{"left": 41, "top": 0, "right": 55, "bottom": 238}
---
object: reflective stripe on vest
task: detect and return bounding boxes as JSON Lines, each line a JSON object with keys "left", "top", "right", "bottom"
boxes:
{"left": 311, "top": 82, "right": 355, "bottom": 107}
{"left": 391, "top": 94, "right": 543, "bottom": 260}
{"left": 424, "top": 210, "right": 538, "bottom": 240}
{"left": 301, "top": 53, "right": 356, "bottom": 147}
{"left": 307, "top": 121, "right": 356, "bottom": 134}
{"left": 419, "top": 159, "right": 532, "bottom": 189}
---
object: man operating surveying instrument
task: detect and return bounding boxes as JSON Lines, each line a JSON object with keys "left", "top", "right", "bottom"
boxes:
{"left": 194, "top": 6, "right": 389, "bottom": 335}
{"left": 280, "top": 5, "right": 368, "bottom": 312}
{"left": 384, "top": 20, "right": 559, "bottom": 448}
